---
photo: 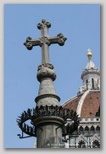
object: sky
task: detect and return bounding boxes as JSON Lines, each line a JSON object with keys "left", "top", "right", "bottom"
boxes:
{"left": 4, "top": 4, "right": 100, "bottom": 148}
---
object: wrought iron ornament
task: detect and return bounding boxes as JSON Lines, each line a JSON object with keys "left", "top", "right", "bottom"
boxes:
{"left": 17, "top": 105, "right": 79, "bottom": 138}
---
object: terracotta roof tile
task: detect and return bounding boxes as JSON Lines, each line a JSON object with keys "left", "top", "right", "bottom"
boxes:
{"left": 63, "top": 91, "right": 100, "bottom": 117}
{"left": 63, "top": 95, "right": 82, "bottom": 112}
{"left": 81, "top": 91, "right": 100, "bottom": 117}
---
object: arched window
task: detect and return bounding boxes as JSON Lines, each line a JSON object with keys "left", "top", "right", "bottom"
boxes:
{"left": 78, "top": 140, "right": 86, "bottom": 148}
{"left": 86, "top": 79, "right": 88, "bottom": 90}
{"left": 91, "top": 126, "right": 95, "bottom": 131}
{"left": 90, "top": 126, "right": 95, "bottom": 135}
{"left": 92, "top": 140, "right": 100, "bottom": 148}
{"left": 85, "top": 126, "right": 89, "bottom": 134}
{"left": 92, "top": 78, "right": 95, "bottom": 89}
{"left": 79, "top": 126, "right": 83, "bottom": 134}
{"left": 96, "top": 126, "right": 100, "bottom": 132}
{"left": 85, "top": 126, "right": 89, "bottom": 131}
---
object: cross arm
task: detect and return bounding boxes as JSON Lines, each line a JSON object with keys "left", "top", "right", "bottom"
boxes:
{"left": 49, "top": 33, "right": 67, "bottom": 46}
{"left": 24, "top": 37, "right": 41, "bottom": 50}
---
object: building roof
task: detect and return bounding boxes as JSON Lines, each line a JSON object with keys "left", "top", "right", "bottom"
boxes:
{"left": 63, "top": 90, "right": 100, "bottom": 117}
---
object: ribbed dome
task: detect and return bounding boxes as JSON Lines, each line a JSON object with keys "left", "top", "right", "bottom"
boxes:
{"left": 63, "top": 91, "right": 100, "bottom": 117}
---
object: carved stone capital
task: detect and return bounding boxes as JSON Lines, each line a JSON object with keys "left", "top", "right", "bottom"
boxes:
{"left": 37, "top": 63, "right": 56, "bottom": 82}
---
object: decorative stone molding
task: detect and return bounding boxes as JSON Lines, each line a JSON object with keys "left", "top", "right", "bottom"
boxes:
{"left": 35, "top": 94, "right": 60, "bottom": 103}
{"left": 37, "top": 63, "right": 56, "bottom": 81}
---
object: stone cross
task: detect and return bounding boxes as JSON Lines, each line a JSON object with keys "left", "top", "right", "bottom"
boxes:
{"left": 24, "top": 19, "right": 67, "bottom": 64}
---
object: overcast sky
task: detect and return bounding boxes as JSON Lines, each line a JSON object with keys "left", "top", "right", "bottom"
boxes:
{"left": 4, "top": 4, "right": 100, "bottom": 148}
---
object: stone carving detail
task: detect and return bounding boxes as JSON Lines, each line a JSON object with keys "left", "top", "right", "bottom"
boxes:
{"left": 92, "top": 140, "right": 100, "bottom": 148}
{"left": 24, "top": 37, "right": 33, "bottom": 50}
{"left": 39, "top": 37, "right": 50, "bottom": 45}
{"left": 24, "top": 33, "right": 67, "bottom": 49}
{"left": 57, "top": 33, "right": 67, "bottom": 46}
{"left": 23, "top": 19, "right": 67, "bottom": 65}
{"left": 78, "top": 140, "right": 86, "bottom": 148}
{"left": 37, "top": 63, "right": 56, "bottom": 81}
{"left": 37, "top": 19, "right": 51, "bottom": 29}
{"left": 38, "top": 63, "right": 54, "bottom": 70}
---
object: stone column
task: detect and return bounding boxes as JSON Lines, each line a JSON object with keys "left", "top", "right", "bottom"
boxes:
{"left": 34, "top": 63, "right": 64, "bottom": 148}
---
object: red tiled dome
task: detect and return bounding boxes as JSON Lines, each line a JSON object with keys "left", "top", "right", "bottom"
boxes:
{"left": 63, "top": 91, "right": 100, "bottom": 117}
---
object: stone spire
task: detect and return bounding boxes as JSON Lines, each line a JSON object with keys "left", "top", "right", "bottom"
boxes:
{"left": 78, "top": 49, "right": 100, "bottom": 94}
{"left": 24, "top": 19, "right": 67, "bottom": 148}
{"left": 17, "top": 19, "right": 79, "bottom": 148}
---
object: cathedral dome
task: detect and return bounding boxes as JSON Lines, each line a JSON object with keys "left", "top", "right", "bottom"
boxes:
{"left": 63, "top": 49, "right": 100, "bottom": 118}
{"left": 63, "top": 90, "right": 100, "bottom": 117}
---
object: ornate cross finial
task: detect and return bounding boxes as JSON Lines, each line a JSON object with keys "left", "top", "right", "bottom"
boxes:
{"left": 24, "top": 19, "right": 67, "bottom": 64}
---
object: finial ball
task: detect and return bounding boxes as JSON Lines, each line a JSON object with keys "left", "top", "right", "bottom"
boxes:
{"left": 87, "top": 48, "right": 92, "bottom": 59}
